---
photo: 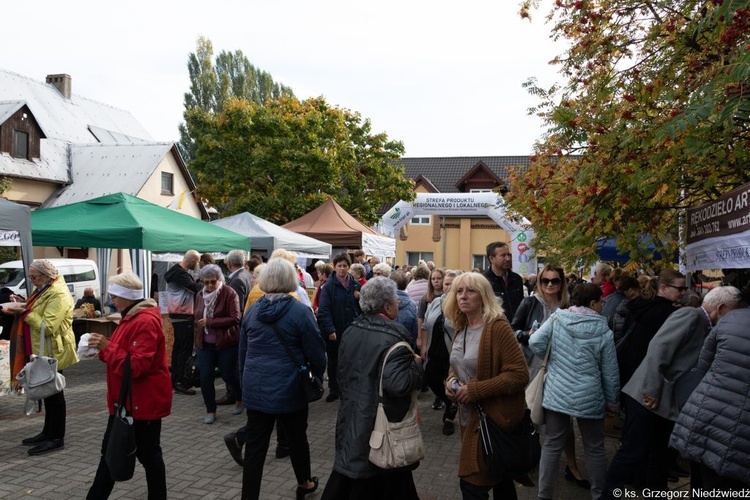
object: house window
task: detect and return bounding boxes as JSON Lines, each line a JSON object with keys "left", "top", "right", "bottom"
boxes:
{"left": 470, "top": 188, "right": 493, "bottom": 193}
{"left": 410, "top": 215, "right": 431, "bottom": 225}
{"left": 473, "top": 254, "right": 490, "bottom": 271}
{"left": 161, "top": 172, "right": 174, "bottom": 195}
{"left": 12, "top": 130, "right": 29, "bottom": 159}
{"left": 407, "top": 252, "right": 433, "bottom": 266}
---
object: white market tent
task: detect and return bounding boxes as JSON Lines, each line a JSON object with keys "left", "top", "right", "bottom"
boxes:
{"left": 0, "top": 198, "right": 34, "bottom": 296}
{"left": 211, "top": 212, "right": 332, "bottom": 259}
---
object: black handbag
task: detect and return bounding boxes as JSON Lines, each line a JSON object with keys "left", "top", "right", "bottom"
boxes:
{"left": 184, "top": 354, "right": 201, "bottom": 388}
{"left": 476, "top": 405, "right": 541, "bottom": 479}
{"left": 105, "top": 353, "right": 137, "bottom": 481}
{"left": 270, "top": 322, "right": 324, "bottom": 403}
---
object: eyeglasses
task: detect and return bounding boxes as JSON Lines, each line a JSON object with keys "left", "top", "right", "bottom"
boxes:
{"left": 664, "top": 284, "right": 688, "bottom": 292}
{"left": 541, "top": 278, "right": 562, "bottom": 286}
{"left": 204, "top": 279, "right": 218, "bottom": 285}
{"left": 28, "top": 273, "right": 43, "bottom": 281}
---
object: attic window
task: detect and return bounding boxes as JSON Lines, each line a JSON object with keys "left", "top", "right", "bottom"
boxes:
{"left": 470, "top": 188, "right": 493, "bottom": 193}
{"left": 12, "top": 130, "right": 29, "bottom": 160}
{"left": 161, "top": 172, "right": 174, "bottom": 195}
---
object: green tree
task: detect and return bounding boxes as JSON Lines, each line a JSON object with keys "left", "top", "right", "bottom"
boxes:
{"left": 186, "top": 96, "right": 414, "bottom": 224}
{"left": 178, "top": 37, "right": 294, "bottom": 160}
{"left": 509, "top": 0, "right": 750, "bottom": 266}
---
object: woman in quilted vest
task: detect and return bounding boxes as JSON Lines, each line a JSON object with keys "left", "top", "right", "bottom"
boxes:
{"left": 444, "top": 272, "right": 529, "bottom": 500}
{"left": 529, "top": 283, "right": 620, "bottom": 500}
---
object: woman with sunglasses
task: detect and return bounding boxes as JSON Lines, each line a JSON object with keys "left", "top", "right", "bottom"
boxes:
{"left": 603, "top": 269, "right": 687, "bottom": 495}
{"left": 511, "top": 265, "right": 590, "bottom": 489}
{"left": 194, "top": 264, "right": 242, "bottom": 423}
{"left": 4, "top": 259, "right": 78, "bottom": 456}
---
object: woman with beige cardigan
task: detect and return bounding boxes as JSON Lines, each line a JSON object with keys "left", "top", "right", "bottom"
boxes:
{"left": 444, "top": 272, "right": 529, "bottom": 500}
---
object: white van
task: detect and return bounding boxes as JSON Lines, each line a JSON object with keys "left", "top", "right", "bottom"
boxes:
{"left": 0, "top": 258, "right": 100, "bottom": 301}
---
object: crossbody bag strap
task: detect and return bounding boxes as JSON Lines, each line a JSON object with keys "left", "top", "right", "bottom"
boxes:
{"left": 270, "top": 322, "right": 302, "bottom": 372}
{"left": 540, "top": 315, "right": 556, "bottom": 368}
{"left": 377, "top": 341, "right": 413, "bottom": 399}
{"left": 38, "top": 321, "right": 47, "bottom": 357}
{"left": 117, "top": 353, "right": 133, "bottom": 413}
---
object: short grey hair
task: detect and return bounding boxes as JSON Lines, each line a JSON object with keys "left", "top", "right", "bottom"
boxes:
{"left": 225, "top": 250, "right": 246, "bottom": 268}
{"left": 199, "top": 264, "right": 224, "bottom": 282}
{"left": 350, "top": 263, "right": 366, "bottom": 278}
{"left": 703, "top": 286, "right": 741, "bottom": 312}
{"left": 359, "top": 277, "right": 398, "bottom": 314}
{"left": 258, "top": 258, "right": 297, "bottom": 293}
{"left": 314, "top": 260, "right": 327, "bottom": 273}
{"left": 373, "top": 262, "right": 391, "bottom": 275}
{"left": 595, "top": 262, "right": 612, "bottom": 275}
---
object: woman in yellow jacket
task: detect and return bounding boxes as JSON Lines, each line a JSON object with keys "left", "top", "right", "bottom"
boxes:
{"left": 5, "top": 259, "right": 78, "bottom": 456}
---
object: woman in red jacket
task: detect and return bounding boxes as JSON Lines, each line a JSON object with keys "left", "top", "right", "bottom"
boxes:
{"left": 86, "top": 272, "right": 172, "bottom": 499}
{"left": 194, "top": 264, "right": 242, "bottom": 423}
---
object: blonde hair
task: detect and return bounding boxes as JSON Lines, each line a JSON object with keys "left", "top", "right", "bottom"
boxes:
{"left": 270, "top": 248, "right": 296, "bottom": 264}
{"left": 442, "top": 272, "right": 504, "bottom": 331}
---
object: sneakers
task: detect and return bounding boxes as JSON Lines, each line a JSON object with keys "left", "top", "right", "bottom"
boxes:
{"left": 432, "top": 397, "right": 444, "bottom": 410}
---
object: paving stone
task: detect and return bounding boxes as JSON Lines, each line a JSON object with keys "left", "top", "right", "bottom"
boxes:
{"left": 0, "top": 358, "right": 690, "bottom": 499}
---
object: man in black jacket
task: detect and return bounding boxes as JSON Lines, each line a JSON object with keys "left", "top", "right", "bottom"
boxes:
{"left": 165, "top": 250, "right": 201, "bottom": 395}
{"left": 483, "top": 241, "right": 524, "bottom": 320}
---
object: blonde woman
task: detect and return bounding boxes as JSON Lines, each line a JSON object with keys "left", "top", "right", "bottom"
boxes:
{"left": 444, "top": 272, "right": 528, "bottom": 499}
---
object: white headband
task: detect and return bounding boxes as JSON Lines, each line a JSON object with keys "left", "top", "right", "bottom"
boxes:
{"left": 108, "top": 283, "right": 144, "bottom": 301}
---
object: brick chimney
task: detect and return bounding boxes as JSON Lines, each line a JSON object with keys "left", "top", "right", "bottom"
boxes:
{"left": 46, "top": 74, "right": 72, "bottom": 99}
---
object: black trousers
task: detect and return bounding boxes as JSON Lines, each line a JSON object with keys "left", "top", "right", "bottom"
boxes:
{"left": 425, "top": 356, "right": 451, "bottom": 407}
{"left": 459, "top": 478, "right": 517, "bottom": 500}
{"left": 236, "top": 420, "right": 288, "bottom": 448}
{"left": 603, "top": 394, "right": 674, "bottom": 498}
{"left": 42, "top": 389, "right": 66, "bottom": 439}
{"left": 170, "top": 318, "right": 194, "bottom": 388}
{"left": 326, "top": 339, "right": 340, "bottom": 396}
{"left": 242, "top": 407, "right": 311, "bottom": 500}
{"left": 87, "top": 416, "right": 166, "bottom": 500}
{"left": 322, "top": 469, "right": 419, "bottom": 500}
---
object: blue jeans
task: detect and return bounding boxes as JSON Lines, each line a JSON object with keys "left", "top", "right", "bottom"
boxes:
{"left": 197, "top": 343, "right": 241, "bottom": 413}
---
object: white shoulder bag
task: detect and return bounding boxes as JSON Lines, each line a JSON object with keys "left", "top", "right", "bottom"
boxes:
{"left": 368, "top": 341, "right": 425, "bottom": 469}
{"left": 16, "top": 322, "right": 66, "bottom": 415}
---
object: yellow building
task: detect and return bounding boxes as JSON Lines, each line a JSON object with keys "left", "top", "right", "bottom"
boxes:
{"left": 394, "top": 157, "right": 532, "bottom": 272}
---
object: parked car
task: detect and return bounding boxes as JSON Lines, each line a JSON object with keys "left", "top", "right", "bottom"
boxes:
{"left": 0, "top": 258, "right": 100, "bottom": 301}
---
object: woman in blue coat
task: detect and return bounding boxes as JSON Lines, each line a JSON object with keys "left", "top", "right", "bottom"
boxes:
{"left": 317, "top": 253, "right": 361, "bottom": 402}
{"left": 239, "top": 258, "right": 327, "bottom": 500}
{"left": 529, "top": 283, "right": 620, "bottom": 500}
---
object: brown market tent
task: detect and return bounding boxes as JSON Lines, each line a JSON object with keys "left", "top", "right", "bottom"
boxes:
{"left": 282, "top": 198, "right": 395, "bottom": 257}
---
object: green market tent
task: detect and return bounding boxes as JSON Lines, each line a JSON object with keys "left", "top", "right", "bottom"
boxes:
{"left": 31, "top": 193, "right": 250, "bottom": 304}
{"left": 31, "top": 193, "right": 250, "bottom": 252}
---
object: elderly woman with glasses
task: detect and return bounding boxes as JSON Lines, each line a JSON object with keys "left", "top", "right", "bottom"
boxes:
{"left": 194, "top": 264, "right": 242, "bottom": 424}
{"left": 511, "top": 265, "right": 590, "bottom": 489}
{"left": 3, "top": 259, "right": 78, "bottom": 456}
{"left": 322, "top": 277, "right": 424, "bottom": 500}
{"left": 86, "top": 272, "right": 172, "bottom": 499}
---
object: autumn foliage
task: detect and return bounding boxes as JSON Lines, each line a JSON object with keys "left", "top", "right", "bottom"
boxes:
{"left": 509, "top": 0, "right": 750, "bottom": 265}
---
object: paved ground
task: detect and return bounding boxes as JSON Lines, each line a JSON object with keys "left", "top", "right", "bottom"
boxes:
{"left": 0, "top": 360, "right": 689, "bottom": 499}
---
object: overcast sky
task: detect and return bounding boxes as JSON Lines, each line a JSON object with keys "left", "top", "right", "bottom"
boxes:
{"left": 3, "top": 0, "right": 563, "bottom": 156}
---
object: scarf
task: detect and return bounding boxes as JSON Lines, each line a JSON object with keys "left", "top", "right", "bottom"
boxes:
{"left": 9, "top": 279, "right": 54, "bottom": 390}
{"left": 202, "top": 282, "right": 222, "bottom": 335}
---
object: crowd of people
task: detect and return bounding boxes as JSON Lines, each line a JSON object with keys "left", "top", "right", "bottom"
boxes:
{"left": 3, "top": 241, "right": 749, "bottom": 499}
